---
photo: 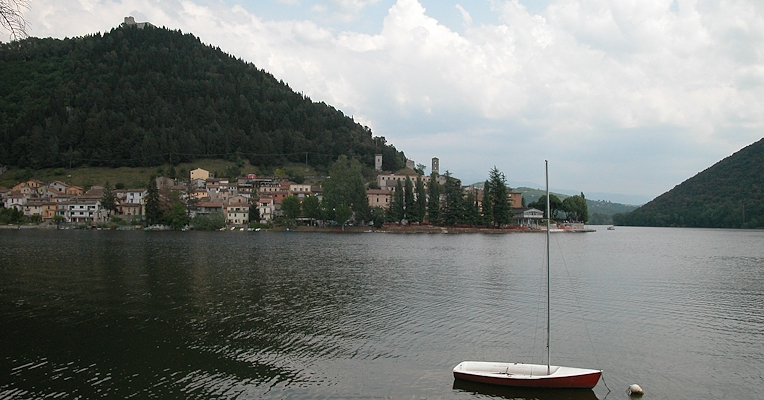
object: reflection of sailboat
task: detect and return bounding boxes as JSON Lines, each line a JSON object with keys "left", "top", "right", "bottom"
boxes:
{"left": 453, "top": 161, "right": 602, "bottom": 389}
{"left": 453, "top": 378, "right": 600, "bottom": 400}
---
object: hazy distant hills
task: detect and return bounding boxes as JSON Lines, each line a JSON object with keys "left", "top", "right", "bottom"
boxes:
{"left": 614, "top": 138, "right": 764, "bottom": 229}
{"left": 0, "top": 24, "right": 405, "bottom": 172}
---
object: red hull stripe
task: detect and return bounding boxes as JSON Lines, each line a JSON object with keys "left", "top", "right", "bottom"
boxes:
{"left": 453, "top": 371, "right": 601, "bottom": 389}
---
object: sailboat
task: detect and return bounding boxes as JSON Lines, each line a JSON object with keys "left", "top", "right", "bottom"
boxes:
{"left": 452, "top": 161, "right": 602, "bottom": 389}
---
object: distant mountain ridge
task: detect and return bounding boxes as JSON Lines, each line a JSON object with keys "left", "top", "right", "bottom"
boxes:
{"left": 0, "top": 23, "right": 405, "bottom": 172}
{"left": 614, "top": 138, "right": 764, "bottom": 228}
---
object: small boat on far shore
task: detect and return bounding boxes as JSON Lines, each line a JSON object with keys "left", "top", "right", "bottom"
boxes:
{"left": 607, "top": 226, "right": 615, "bottom": 230}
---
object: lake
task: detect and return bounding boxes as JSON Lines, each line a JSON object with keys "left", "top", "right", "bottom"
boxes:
{"left": 1, "top": 227, "right": 763, "bottom": 399}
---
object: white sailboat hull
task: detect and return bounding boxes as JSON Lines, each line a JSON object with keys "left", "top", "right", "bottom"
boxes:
{"left": 453, "top": 361, "right": 601, "bottom": 389}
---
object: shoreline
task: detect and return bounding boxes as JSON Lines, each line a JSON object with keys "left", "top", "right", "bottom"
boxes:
{"left": 0, "top": 224, "right": 595, "bottom": 233}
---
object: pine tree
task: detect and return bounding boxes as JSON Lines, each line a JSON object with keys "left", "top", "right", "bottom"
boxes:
{"left": 489, "top": 166, "right": 510, "bottom": 227}
{"left": 145, "top": 177, "right": 162, "bottom": 225}
{"left": 427, "top": 172, "right": 441, "bottom": 224}
{"left": 441, "top": 171, "right": 464, "bottom": 225}
{"left": 404, "top": 176, "right": 417, "bottom": 222}
{"left": 415, "top": 176, "right": 427, "bottom": 223}
{"left": 482, "top": 180, "right": 493, "bottom": 227}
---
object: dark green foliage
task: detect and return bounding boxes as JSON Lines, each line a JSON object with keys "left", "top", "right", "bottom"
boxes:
{"left": 464, "top": 189, "right": 481, "bottom": 226}
{"left": 101, "top": 184, "right": 117, "bottom": 216}
{"left": 528, "top": 194, "right": 563, "bottom": 219}
{"left": 388, "top": 179, "right": 405, "bottom": 222}
{"left": 372, "top": 206, "right": 385, "bottom": 229}
{"left": 322, "top": 156, "right": 368, "bottom": 224}
{"left": 441, "top": 171, "right": 464, "bottom": 226}
{"left": 487, "top": 166, "right": 511, "bottom": 227}
{"left": 481, "top": 181, "right": 492, "bottom": 226}
{"left": 166, "top": 201, "right": 190, "bottom": 229}
{"left": 0, "top": 26, "right": 405, "bottom": 171}
{"left": 192, "top": 212, "right": 226, "bottom": 230}
{"left": 0, "top": 208, "right": 25, "bottom": 224}
{"left": 615, "top": 138, "right": 764, "bottom": 228}
{"left": 404, "top": 176, "right": 416, "bottom": 222}
{"left": 281, "top": 195, "right": 301, "bottom": 224}
{"left": 427, "top": 172, "right": 441, "bottom": 223}
{"left": 562, "top": 192, "right": 588, "bottom": 222}
{"left": 144, "top": 177, "right": 161, "bottom": 225}
{"left": 302, "top": 195, "right": 321, "bottom": 224}
{"left": 414, "top": 177, "right": 427, "bottom": 223}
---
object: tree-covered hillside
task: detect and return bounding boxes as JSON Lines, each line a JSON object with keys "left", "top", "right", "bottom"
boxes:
{"left": 614, "top": 138, "right": 764, "bottom": 228}
{"left": 0, "top": 24, "right": 405, "bottom": 171}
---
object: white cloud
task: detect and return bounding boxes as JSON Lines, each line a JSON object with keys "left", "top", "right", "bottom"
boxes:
{"left": 19, "top": 0, "right": 764, "bottom": 199}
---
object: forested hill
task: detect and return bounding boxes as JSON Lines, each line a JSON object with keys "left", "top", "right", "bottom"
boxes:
{"left": 614, "top": 138, "right": 764, "bottom": 228}
{"left": 0, "top": 24, "right": 405, "bottom": 171}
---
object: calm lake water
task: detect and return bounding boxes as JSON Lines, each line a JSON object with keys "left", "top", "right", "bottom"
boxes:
{"left": 1, "top": 227, "right": 763, "bottom": 399}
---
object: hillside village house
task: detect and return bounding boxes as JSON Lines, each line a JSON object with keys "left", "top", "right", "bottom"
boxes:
{"left": 512, "top": 207, "right": 544, "bottom": 227}
{"left": 5, "top": 192, "right": 26, "bottom": 210}
{"left": 258, "top": 196, "right": 275, "bottom": 222}
{"left": 48, "top": 180, "right": 69, "bottom": 194}
{"left": 225, "top": 202, "right": 249, "bottom": 225}
{"left": 193, "top": 202, "right": 224, "bottom": 219}
{"left": 367, "top": 189, "right": 391, "bottom": 208}
{"left": 66, "top": 186, "right": 84, "bottom": 196}
{"left": 190, "top": 168, "right": 210, "bottom": 181}
{"left": 59, "top": 198, "right": 103, "bottom": 224}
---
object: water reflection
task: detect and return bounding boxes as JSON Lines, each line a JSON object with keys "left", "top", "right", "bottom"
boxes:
{"left": 2, "top": 228, "right": 764, "bottom": 399}
{"left": 452, "top": 379, "right": 599, "bottom": 400}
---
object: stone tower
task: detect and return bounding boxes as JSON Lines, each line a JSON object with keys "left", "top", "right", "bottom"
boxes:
{"left": 432, "top": 157, "right": 439, "bottom": 174}
{"left": 375, "top": 154, "right": 383, "bottom": 171}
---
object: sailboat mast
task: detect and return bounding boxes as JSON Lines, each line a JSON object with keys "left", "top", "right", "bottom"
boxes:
{"left": 545, "top": 160, "right": 551, "bottom": 375}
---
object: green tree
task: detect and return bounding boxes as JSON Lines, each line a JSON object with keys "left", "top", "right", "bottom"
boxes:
{"left": 404, "top": 176, "right": 417, "bottom": 222}
{"left": 388, "top": 180, "right": 405, "bottom": 222}
{"left": 427, "top": 172, "right": 441, "bottom": 223}
{"left": 302, "top": 195, "right": 321, "bottom": 225}
{"left": 464, "top": 189, "right": 480, "bottom": 227}
{"left": 193, "top": 212, "right": 226, "bottom": 230}
{"left": 145, "top": 176, "right": 162, "bottom": 225}
{"left": 101, "top": 184, "right": 117, "bottom": 218}
{"left": 353, "top": 192, "right": 373, "bottom": 225}
{"left": 441, "top": 171, "right": 464, "bottom": 225}
{"left": 323, "top": 156, "right": 367, "bottom": 222}
{"left": 414, "top": 177, "right": 427, "bottom": 223}
{"left": 372, "top": 206, "right": 385, "bottom": 229}
{"left": 481, "top": 180, "right": 493, "bottom": 227}
{"left": 334, "top": 203, "right": 352, "bottom": 230}
{"left": 488, "top": 166, "right": 511, "bottom": 227}
{"left": 166, "top": 202, "right": 190, "bottom": 229}
{"left": 529, "top": 194, "right": 564, "bottom": 219}
{"left": 281, "top": 195, "right": 301, "bottom": 225}
{"left": 562, "top": 192, "right": 589, "bottom": 222}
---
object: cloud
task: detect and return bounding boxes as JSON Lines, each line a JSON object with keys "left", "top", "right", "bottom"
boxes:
{"left": 21, "top": 0, "right": 764, "bottom": 199}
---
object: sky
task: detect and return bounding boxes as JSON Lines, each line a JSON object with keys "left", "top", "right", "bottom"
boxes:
{"left": 10, "top": 0, "right": 764, "bottom": 204}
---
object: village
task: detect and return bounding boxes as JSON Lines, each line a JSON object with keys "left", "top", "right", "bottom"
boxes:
{"left": 0, "top": 155, "right": 560, "bottom": 231}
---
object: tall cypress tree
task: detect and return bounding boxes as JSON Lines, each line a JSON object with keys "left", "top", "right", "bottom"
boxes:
{"left": 489, "top": 166, "right": 510, "bottom": 227}
{"left": 404, "top": 176, "right": 417, "bottom": 222}
{"left": 482, "top": 180, "right": 493, "bottom": 227}
{"left": 145, "top": 177, "right": 162, "bottom": 225}
{"left": 442, "top": 171, "right": 464, "bottom": 225}
{"left": 415, "top": 176, "right": 427, "bottom": 224}
{"left": 427, "top": 172, "right": 441, "bottom": 224}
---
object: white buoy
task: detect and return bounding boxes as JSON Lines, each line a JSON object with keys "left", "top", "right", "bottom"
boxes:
{"left": 628, "top": 383, "right": 644, "bottom": 396}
